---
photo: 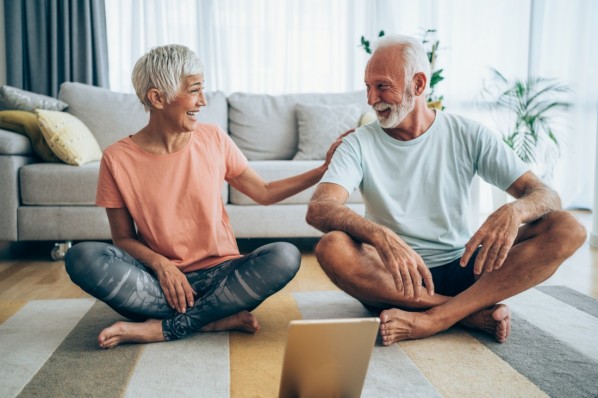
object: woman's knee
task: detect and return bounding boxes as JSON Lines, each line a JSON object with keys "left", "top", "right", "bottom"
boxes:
{"left": 65, "top": 242, "right": 103, "bottom": 276}
{"left": 64, "top": 241, "right": 124, "bottom": 282}
{"left": 252, "top": 242, "right": 301, "bottom": 283}
{"left": 268, "top": 241, "right": 301, "bottom": 277}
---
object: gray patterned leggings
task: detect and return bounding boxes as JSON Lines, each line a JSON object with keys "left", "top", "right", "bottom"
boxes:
{"left": 64, "top": 241, "right": 300, "bottom": 340}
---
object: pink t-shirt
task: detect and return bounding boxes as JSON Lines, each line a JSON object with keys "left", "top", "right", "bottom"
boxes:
{"left": 96, "top": 124, "right": 248, "bottom": 272}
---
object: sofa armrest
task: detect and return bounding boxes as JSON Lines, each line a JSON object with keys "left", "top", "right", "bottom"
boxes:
{"left": 0, "top": 152, "right": 38, "bottom": 240}
{"left": 0, "top": 128, "right": 33, "bottom": 156}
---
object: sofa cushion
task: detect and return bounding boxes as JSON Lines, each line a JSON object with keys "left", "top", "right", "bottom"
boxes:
{"left": 36, "top": 109, "right": 103, "bottom": 166}
{"left": 20, "top": 162, "right": 101, "bottom": 205}
{"left": 20, "top": 161, "right": 230, "bottom": 206}
{"left": 293, "top": 103, "right": 361, "bottom": 160}
{"left": 228, "top": 91, "right": 369, "bottom": 160}
{"left": 0, "top": 128, "right": 33, "bottom": 155}
{"left": 0, "top": 85, "right": 68, "bottom": 112}
{"left": 0, "top": 111, "right": 60, "bottom": 161}
{"left": 229, "top": 160, "right": 363, "bottom": 205}
{"left": 58, "top": 82, "right": 228, "bottom": 150}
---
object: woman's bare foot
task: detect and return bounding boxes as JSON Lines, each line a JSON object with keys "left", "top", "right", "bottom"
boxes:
{"left": 379, "top": 308, "right": 440, "bottom": 345}
{"left": 98, "top": 318, "right": 165, "bottom": 349}
{"left": 460, "top": 304, "right": 511, "bottom": 343}
{"left": 200, "top": 311, "right": 260, "bottom": 334}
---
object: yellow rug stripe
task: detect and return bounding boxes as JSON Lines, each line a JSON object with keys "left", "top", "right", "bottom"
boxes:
{"left": 400, "top": 328, "right": 548, "bottom": 398}
{"left": 230, "top": 292, "right": 302, "bottom": 398}
{"left": 0, "top": 301, "right": 26, "bottom": 324}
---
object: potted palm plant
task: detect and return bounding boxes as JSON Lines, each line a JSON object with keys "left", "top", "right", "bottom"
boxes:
{"left": 360, "top": 29, "right": 445, "bottom": 109}
{"left": 481, "top": 68, "right": 571, "bottom": 183}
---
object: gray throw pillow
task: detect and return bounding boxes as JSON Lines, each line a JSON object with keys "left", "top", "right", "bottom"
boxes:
{"left": 293, "top": 103, "right": 361, "bottom": 160}
{"left": 0, "top": 85, "right": 68, "bottom": 112}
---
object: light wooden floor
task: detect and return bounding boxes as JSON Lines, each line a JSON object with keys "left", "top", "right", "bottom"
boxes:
{"left": 1, "top": 210, "right": 597, "bottom": 301}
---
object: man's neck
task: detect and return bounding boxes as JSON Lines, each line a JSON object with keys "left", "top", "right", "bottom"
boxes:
{"left": 383, "top": 106, "right": 436, "bottom": 141}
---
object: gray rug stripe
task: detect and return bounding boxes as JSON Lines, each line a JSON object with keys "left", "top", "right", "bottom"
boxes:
{"left": 18, "top": 301, "right": 142, "bottom": 398}
{"left": 293, "top": 291, "right": 442, "bottom": 398}
{"left": 537, "top": 285, "right": 598, "bottom": 318}
{"left": 468, "top": 304, "right": 598, "bottom": 397}
{"left": 0, "top": 299, "right": 95, "bottom": 398}
{"left": 124, "top": 332, "right": 229, "bottom": 398}
{"left": 506, "top": 288, "right": 598, "bottom": 362}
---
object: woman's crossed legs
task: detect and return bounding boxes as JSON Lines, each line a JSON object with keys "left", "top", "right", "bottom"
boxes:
{"left": 65, "top": 241, "right": 300, "bottom": 347}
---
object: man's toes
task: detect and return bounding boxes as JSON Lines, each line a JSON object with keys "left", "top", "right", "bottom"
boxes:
{"left": 492, "top": 304, "right": 511, "bottom": 322}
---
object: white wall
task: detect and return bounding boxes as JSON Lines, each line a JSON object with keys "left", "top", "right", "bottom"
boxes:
{"left": 0, "top": 0, "right": 6, "bottom": 86}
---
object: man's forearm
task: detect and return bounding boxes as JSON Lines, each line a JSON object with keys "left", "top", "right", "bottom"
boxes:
{"left": 306, "top": 199, "right": 383, "bottom": 245}
{"left": 509, "top": 184, "right": 561, "bottom": 225}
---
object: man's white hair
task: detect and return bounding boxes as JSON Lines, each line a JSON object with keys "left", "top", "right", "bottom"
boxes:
{"left": 132, "top": 44, "right": 204, "bottom": 111}
{"left": 373, "top": 34, "right": 431, "bottom": 92}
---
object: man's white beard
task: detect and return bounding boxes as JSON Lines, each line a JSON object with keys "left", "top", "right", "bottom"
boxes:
{"left": 374, "top": 89, "right": 415, "bottom": 129}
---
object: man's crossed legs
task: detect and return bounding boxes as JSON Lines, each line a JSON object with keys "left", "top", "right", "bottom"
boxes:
{"left": 314, "top": 211, "right": 586, "bottom": 344}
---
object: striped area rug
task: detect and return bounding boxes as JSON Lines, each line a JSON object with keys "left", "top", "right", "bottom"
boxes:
{"left": 1, "top": 286, "right": 597, "bottom": 397}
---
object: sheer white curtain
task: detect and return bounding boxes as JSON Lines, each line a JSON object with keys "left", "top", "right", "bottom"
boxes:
{"left": 105, "top": 0, "right": 598, "bottom": 209}
{"left": 106, "top": 0, "right": 369, "bottom": 94}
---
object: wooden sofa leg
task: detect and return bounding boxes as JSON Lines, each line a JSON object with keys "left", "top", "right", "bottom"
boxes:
{"left": 51, "top": 240, "right": 72, "bottom": 261}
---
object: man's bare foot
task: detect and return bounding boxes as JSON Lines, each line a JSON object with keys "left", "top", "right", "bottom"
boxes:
{"left": 379, "top": 308, "right": 439, "bottom": 345}
{"left": 460, "top": 304, "right": 511, "bottom": 343}
{"left": 98, "top": 318, "right": 165, "bottom": 349}
{"left": 200, "top": 311, "right": 260, "bottom": 334}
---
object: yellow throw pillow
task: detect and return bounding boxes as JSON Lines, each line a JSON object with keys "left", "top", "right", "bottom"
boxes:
{"left": 359, "top": 111, "right": 377, "bottom": 127}
{"left": 0, "top": 110, "right": 60, "bottom": 162}
{"left": 36, "top": 109, "right": 102, "bottom": 166}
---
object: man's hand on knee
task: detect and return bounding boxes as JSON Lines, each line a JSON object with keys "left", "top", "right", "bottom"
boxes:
{"left": 461, "top": 205, "right": 519, "bottom": 275}
{"left": 373, "top": 227, "right": 434, "bottom": 300}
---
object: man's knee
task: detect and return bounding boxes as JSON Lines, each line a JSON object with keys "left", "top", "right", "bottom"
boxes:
{"left": 314, "top": 231, "right": 356, "bottom": 283}
{"left": 314, "top": 231, "right": 352, "bottom": 263}
{"left": 543, "top": 211, "right": 587, "bottom": 256}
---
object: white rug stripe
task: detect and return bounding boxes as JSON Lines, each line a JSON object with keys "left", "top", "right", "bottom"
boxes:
{"left": 124, "top": 332, "right": 230, "bottom": 398}
{"left": 0, "top": 298, "right": 95, "bottom": 398}
{"left": 293, "top": 291, "right": 442, "bottom": 398}
{"left": 506, "top": 288, "right": 598, "bottom": 362}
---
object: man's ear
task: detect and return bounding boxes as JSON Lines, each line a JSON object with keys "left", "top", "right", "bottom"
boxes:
{"left": 413, "top": 72, "right": 428, "bottom": 96}
{"left": 147, "top": 88, "right": 165, "bottom": 110}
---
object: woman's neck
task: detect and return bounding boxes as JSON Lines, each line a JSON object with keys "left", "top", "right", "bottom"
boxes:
{"left": 131, "top": 124, "right": 192, "bottom": 155}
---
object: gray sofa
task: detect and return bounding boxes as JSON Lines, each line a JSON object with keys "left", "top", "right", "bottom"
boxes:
{"left": 0, "top": 82, "right": 367, "bottom": 246}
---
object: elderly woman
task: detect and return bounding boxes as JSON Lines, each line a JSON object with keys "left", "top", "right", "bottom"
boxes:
{"left": 65, "top": 44, "right": 344, "bottom": 348}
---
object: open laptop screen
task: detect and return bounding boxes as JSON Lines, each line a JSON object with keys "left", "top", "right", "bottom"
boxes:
{"left": 278, "top": 317, "right": 380, "bottom": 398}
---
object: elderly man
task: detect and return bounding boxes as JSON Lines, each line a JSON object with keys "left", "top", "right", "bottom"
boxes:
{"left": 306, "top": 34, "right": 586, "bottom": 344}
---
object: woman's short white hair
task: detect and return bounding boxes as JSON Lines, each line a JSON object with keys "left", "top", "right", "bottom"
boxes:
{"left": 132, "top": 44, "right": 204, "bottom": 111}
{"left": 373, "top": 34, "right": 431, "bottom": 91}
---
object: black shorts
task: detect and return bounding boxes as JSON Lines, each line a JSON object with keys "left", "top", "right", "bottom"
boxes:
{"left": 428, "top": 248, "right": 479, "bottom": 297}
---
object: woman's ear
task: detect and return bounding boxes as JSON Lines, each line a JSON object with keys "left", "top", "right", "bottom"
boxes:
{"left": 147, "top": 88, "right": 165, "bottom": 110}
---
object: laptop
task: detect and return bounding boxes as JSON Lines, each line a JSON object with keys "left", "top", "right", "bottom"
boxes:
{"left": 278, "top": 317, "right": 380, "bottom": 398}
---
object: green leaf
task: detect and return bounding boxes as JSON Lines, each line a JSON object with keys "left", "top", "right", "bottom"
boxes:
{"left": 484, "top": 68, "right": 570, "bottom": 164}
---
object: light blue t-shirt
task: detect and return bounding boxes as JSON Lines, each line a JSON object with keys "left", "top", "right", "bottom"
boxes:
{"left": 321, "top": 110, "right": 529, "bottom": 268}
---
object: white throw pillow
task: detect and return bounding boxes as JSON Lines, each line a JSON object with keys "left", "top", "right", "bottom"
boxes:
{"left": 36, "top": 109, "right": 103, "bottom": 166}
{"left": 293, "top": 103, "right": 361, "bottom": 160}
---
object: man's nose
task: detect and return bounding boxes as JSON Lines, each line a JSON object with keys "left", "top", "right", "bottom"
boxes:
{"left": 367, "top": 89, "right": 379, "bottom": 106}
